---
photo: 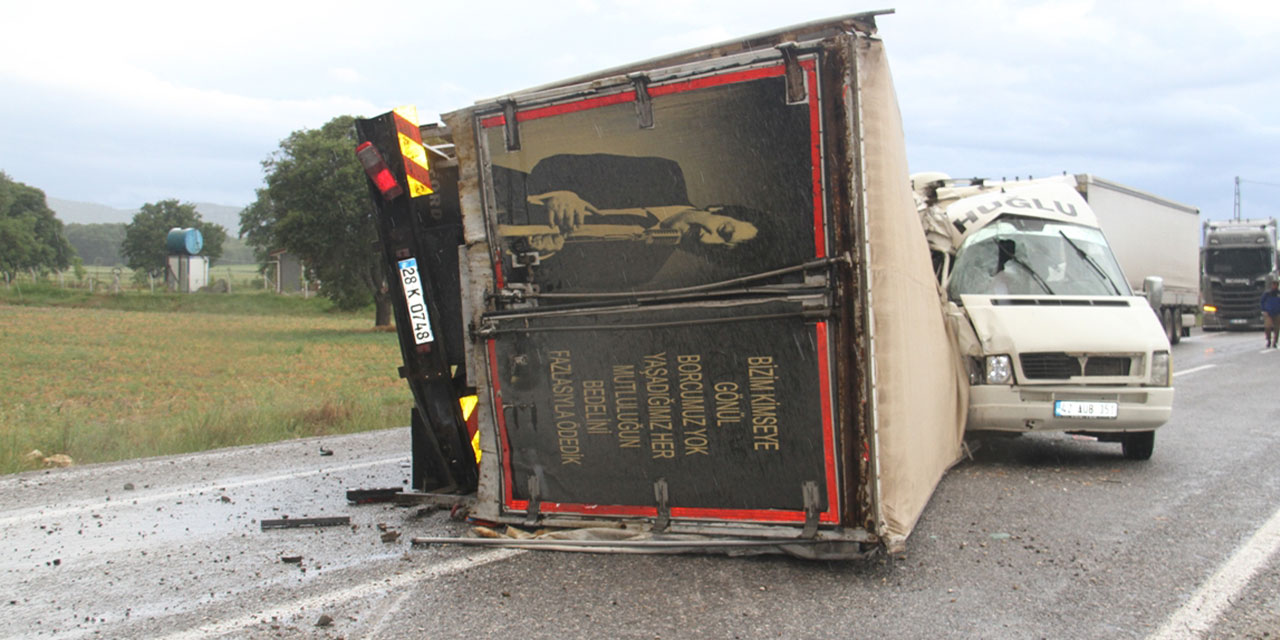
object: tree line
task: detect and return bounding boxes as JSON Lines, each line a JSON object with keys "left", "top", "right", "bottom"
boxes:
{"left": 64, "top": 224, "right": 255, "bottom": 267}
{"left": 2, "top": 114, "right": 393, "bottom": 324}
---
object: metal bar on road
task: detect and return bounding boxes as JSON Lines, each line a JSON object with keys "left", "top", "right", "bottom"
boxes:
{"left": 260, "top": 516, "right": 351, "bottom": 530}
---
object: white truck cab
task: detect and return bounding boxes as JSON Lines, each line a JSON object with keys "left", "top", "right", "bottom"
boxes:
{"left": 915, "top": 174, "right": 1172, "bottom": 459}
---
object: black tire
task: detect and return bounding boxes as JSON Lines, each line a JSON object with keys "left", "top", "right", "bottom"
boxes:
{"left": 1122, "top": 431, "right": 1155, "bottom": 460}
{"left": 1163, "top": 309, "right": 1177, "bottom": 345}
{"left": 1170, "top": 309, "right": 1182, "bottom": 345}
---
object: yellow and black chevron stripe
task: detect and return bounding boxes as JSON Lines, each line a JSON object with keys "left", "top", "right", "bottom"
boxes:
{"left": 392, "top": 106, "right": 433, "bottom": 197}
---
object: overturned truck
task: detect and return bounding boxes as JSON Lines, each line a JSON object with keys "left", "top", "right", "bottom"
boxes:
{"left": 354, "top": 12, "right": 965, "bottom": 558}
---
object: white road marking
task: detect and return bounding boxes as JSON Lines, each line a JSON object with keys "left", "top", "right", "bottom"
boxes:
{"left": 1150, "top": 505, "right": 1280, "bottom": 639}
{"left": 1173, "top": 364, "right": 1216, "bottom": 378}
{"left": 158, "top": 548, "right": 526, "bottom": 640}
{"left": 359, "top": 581, "right": 420, "bottom": 640}
{"left": 0, "top": 456, "right": 407, "bottom": 528}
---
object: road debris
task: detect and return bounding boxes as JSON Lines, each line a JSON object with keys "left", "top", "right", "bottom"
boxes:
{"left": 260, "top": 516, "right": 351, "bottom": 531}
{"left": 41, "top": 454, "right": 74, "bottom": 468}
{"left": 345, "top": 488, "right": 401, "bottom": 504}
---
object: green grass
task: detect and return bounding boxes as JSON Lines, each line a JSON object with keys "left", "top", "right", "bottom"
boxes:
{"left": 1, "top": 281, "right": 341, "bottom": 316}
{"left": 0, "top": 295, "right": 408, "bottom": 474}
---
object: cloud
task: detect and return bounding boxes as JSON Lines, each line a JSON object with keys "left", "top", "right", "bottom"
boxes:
{"left": 0, "top": 0, "right": 1276, "bottom": 222}
{"left": 329, "top": 67, "right": 364, "bottom": 84}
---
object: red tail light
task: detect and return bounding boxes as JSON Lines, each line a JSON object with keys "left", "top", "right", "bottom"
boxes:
{"left": 355, "top": 142, "right": 404, "bottom": 200}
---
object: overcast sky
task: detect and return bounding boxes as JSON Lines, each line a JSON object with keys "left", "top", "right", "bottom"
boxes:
{"left": 1, "top": 0, "right": 1277, "bottom": 224}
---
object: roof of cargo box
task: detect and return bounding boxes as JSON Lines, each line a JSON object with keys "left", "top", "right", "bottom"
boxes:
{"left": 473, "top": 10, "right": 893, "bottom": 105}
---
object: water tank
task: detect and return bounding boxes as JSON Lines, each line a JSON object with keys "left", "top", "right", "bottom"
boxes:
{"left": 166, "top": 227, "right": 204, "bottom": 255}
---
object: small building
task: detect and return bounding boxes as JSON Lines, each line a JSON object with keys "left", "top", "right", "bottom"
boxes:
{"left": 268, "top": 249, "right": 305, "bottom": 294}
{"left": 165, "top": 255, "right": 209, "bottom": 292}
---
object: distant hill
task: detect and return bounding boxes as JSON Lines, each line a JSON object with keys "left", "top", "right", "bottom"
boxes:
{"left": 48, "top": 197, "right": 246, "bottom": 233}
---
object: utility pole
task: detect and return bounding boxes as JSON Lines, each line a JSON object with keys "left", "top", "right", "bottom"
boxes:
{"left": 1234, "top": 176, "right": 1241, "bottom": 221}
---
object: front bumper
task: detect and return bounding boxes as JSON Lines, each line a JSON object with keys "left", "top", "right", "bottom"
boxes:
{"left": 967, "top": 384, "right": 1173, "bottom": 433}
{"left": 1202, "top": 310, "right": 1263, "bottom": 330}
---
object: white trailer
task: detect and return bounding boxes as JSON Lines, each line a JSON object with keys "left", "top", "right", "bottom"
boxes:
{"left": 1075, "top": 175, "right": 1200, "bottom": 343}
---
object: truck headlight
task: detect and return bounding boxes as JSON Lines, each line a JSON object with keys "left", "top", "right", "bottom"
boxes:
{"left": 1149, "top": 351, "right": 1171, "bottom": 386}
{"left": 985, "top": 355, "right": 1013, "bottom": 385}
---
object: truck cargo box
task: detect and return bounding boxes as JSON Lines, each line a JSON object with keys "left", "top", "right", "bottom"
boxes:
{"left": 357, "top": 12, "right": 965, "bottom": 557}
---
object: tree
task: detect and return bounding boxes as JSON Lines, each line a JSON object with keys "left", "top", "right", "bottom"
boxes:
{"left": 120, "top": 200, "right": 226, "bottom": 275}
{"left": 64, "top": 223, "right": 127, "bottom": 266}
{"left": 0, "top": 172, "right": 76, "bottom": 280}
{"left": 241, "top": 115, "right": 393, "bottom": 325}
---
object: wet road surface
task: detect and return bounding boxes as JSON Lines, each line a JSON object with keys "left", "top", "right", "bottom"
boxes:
{"left": 4, "top": 328, "right": 1279, "bottom": 639}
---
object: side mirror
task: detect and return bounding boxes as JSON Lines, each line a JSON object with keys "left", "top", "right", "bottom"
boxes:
{"left": 1144, "top": 275, "right": 1164, "bottom": 311}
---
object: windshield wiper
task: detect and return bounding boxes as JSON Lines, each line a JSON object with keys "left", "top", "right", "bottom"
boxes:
{"left": 1058, "top": 231, "right": 1121, "bottom": 295}
{"left": 1005, "top": 254, "right": 1056, "bottom": 295}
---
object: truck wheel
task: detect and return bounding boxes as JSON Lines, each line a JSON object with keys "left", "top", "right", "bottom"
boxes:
{"left": 1170, "top": 310, "right": 1182, "bottom": 345}
{"left": 1121, "top": 431, "right": 1155, "bottom": 460}
{"left": 1163, "top": 309, "right": 1177, "bottom": 344}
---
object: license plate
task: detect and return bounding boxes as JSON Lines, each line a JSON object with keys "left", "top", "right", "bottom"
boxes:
{"left": 1054, "top": 400, "right": 1118, "bottom": 419}
{"left": 1230, "top": 318, "right": 1249, "bottom": 325}
{"left": 397, "top": 258, "right": 434, "bottom": 345}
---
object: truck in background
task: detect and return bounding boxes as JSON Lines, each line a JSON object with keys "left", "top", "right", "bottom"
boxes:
{"left": 1201, "top": 218, "right": 1279, "bottom": 331}
{"left": 914, "top": 173, "right": 1173, "bottom": 460}
{"left": 1075, "top": 175, "right": 1200, "bottom": 345}
{"left": 355, "top": 12, "right": 967, "bottom": 557}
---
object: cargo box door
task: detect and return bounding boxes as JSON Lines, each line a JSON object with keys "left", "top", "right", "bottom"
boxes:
{"left": 475, "top": 50, "right": 844, "bottom": 530}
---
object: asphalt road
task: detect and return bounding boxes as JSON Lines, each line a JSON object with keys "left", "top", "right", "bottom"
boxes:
{"left": 4, "top": 328, "right": 1279, "bottom": 639}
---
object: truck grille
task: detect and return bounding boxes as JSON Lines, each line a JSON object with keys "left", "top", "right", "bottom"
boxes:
{"left": 1207, "top": 283, "right": 1264, "bottom": 315}
{"left": 1019, "top": 353, "right": 1132, "bottom": 380}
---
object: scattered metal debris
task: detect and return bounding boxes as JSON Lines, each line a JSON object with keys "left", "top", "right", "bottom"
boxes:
{"left": 411, "top": 506, "right": 439, "bottom": 519}
{"left": 260, "top": 516, "right": 351, "bottom": 531}
{"left": 345, "top": 488, "right": 401, "bottom": 504}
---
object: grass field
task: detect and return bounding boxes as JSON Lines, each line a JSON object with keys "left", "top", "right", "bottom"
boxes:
{"left": 0, "top": 286, "right": 409, "bottom": 474}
